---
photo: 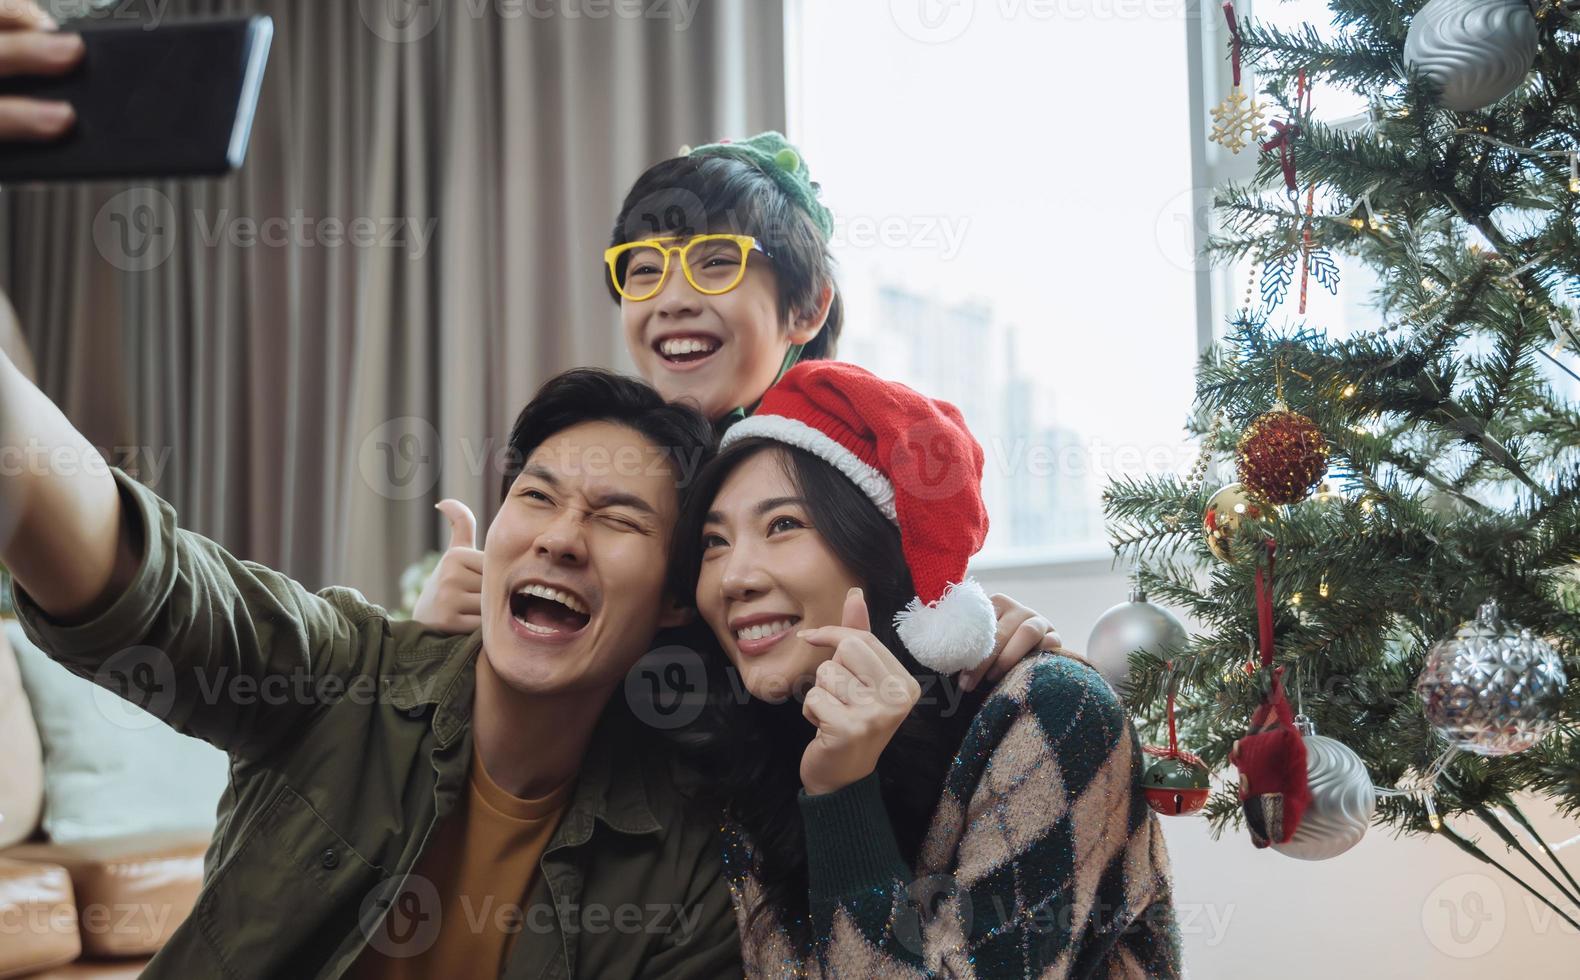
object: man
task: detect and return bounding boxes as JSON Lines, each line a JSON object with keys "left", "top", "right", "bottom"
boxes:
{"left": 0, "top": 350, "right": 739, "bottom": 978}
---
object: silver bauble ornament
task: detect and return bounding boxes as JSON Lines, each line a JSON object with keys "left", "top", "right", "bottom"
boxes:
{"left": 1403, "top": 0, "right": 1538, "bottom": 111}
{"left": 1416, "top": 599, "right": 1568, "bottom": 756}
{"left": 1086, "top": 587, "right": 1188, "bottom": 694}
{"left": 1272, "top": 717, "right": 1376, "bottom": 861}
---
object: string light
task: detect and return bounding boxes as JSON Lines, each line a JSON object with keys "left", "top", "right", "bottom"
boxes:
{"left": 1374, "top": 746, "right": 1458, "bottom": 833}
{"left": 1453, "top": 129, "right": 1580, "bottom": 194}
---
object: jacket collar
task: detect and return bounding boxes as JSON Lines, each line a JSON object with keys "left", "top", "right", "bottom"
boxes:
{"left": 384, "top": 631, "right": 480, "bottom": 747}
{"left": 391, "top": 633, "right": 665, "bottom": 839}
{"left": 550, "top": 706, "right": 665, "bottom": 846}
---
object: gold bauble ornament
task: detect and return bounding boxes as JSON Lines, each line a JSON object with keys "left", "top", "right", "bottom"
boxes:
{"left": 1203, "top": 482, "right": 1277, "bottom": 562}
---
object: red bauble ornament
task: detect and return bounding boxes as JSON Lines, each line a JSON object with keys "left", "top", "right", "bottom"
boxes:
{"left": 1142, "top": 753, "right": 1212, "bottom": 816}
{"left": 1139, "top": 662, "right": 1212, "bottom": 816}
{"left": 1236, "top": 405, "right": 1329, "bottom": 505}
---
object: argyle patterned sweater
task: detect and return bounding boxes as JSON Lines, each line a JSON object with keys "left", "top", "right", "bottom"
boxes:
{"left": 722, "top": 654, "right": 1183, "bottom": 978}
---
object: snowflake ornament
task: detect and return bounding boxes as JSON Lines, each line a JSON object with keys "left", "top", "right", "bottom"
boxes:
{"left": 1209, "top": 86, "right": 1268, "bottom": 154}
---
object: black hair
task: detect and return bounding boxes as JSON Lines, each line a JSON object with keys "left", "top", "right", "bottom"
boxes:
{"left": 497, "top": 368, "right": 714, "bottom": 506}
{"left": 667, "top": 438, "right": 982, "bottom": 951}
{"left": 608, "top": 154, "right": 844, "bottom": 361}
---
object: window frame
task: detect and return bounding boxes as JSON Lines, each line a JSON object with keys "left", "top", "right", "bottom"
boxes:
{"left": 781, "top": 0, "right": 1228, "bottom": 573}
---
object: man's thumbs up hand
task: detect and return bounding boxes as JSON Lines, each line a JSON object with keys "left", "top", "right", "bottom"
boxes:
{"left": 412, "top": 499, "right": 484, "bottom": 635}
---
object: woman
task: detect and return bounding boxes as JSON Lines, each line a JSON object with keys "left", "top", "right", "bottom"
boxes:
{"left": 415, "top": 132, "right": 1062, "bottom": 689}
{"left": 669, "top": 360, "right": 1182, "bottom": 978}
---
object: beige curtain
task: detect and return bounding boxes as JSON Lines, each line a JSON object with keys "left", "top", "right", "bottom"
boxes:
{"left": 0, "top": 0, "right": 785, "bottom": 602}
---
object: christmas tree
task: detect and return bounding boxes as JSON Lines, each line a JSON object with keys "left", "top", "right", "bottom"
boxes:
{"left": 1101, "top": 0, "right": 1580, "bottom": 923}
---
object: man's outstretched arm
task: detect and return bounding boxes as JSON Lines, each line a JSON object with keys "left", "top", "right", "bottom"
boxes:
{"left": 0, "top": 342, "right": 383, "bottom": 756}
{"left": 0, "top": 345, "right": 138, "bottom": 624}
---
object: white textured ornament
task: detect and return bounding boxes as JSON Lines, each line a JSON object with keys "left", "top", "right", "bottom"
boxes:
{"left": 1272, "top": 719, "right": 1376, "bottom": 861}
{"left": 1085, "top": 588, "right": 1188, "bottom": 694}
{"left": 1416, "top": 599, "right": 1567, "bottom": 755}
{"left": 1403, "top": 0, "right": 1539, "bottom": 111}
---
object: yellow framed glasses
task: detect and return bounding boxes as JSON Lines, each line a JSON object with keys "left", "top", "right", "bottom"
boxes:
{"left": 603, "top": 233, "right": 771, "bottom": 302}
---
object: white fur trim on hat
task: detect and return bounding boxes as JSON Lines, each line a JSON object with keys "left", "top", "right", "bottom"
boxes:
{"left": 721, "top": 414, "right": 898, "bottom": 523}
{"left": 892, "top": 578, "right": 997, "bottom": 674}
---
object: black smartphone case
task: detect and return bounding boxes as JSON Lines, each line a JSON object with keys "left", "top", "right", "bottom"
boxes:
{"left": 0, "top": 15, "right": 273, "bottom": 183}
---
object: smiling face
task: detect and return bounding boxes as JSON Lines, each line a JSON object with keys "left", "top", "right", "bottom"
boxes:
{"left": 621, "top": 239, "right": 825, "bottom": 421}
{"left": 694, "top": 448, "right": 863, "bottom": 702}
{"left": 480, "top": 420, "right": 687, "bottom": 698}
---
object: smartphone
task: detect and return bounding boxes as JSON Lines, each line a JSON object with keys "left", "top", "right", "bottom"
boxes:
{"left": 0, "top": 15, "right": 273, "bottom": 183}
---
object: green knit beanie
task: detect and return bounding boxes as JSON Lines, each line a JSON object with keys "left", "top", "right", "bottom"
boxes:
{"left": 682, "top": 131, "right": 835, "bottom": 242}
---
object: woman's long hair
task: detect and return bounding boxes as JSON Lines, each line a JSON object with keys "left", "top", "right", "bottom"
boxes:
{"left": 668, "top": 438, "right": 985, "bottom": 949}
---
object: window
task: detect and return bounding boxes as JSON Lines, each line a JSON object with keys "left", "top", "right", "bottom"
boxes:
{"left": 789, "top": 0, "right": 1200, "bottom": 564}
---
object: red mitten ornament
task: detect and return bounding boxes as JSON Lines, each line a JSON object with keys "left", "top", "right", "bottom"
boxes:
{"left": 1229, "top": 539, "right": 1311, "bottom": 847}
{"left": 1230, "top": 666, "right": 1310, "bottom": 846}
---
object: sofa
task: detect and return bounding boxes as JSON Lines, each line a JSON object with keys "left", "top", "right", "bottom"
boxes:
{"left": 0, "top": 619, "right": 212, "bottom": 979}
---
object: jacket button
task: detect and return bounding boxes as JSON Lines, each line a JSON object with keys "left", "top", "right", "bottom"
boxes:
{"left": 320, "top": 848, "right": 339, "bottom": 870}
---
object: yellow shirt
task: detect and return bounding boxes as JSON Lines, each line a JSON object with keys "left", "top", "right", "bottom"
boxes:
{"left": 349, "top": 742, "right": 573, "bottom": 978}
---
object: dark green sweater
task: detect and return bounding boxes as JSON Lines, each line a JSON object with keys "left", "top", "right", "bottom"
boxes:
{"left": 722, "top": 654, "right": 1183, "bottom": 978}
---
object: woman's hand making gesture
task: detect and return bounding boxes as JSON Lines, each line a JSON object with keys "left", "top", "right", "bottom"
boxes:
{"left": 796, "top": 587, "right": 922, "bottom": 796}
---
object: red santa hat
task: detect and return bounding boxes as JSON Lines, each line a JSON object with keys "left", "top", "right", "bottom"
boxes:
{"left": 719, "top": 361, "right": 995, "bottom": 673}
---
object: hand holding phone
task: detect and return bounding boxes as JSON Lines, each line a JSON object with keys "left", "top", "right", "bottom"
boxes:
{"left": 0, "top": 13, "right": 273, "bottom": 182}
{"left": 0, "top": 0, "right": 84, "bottom": 141}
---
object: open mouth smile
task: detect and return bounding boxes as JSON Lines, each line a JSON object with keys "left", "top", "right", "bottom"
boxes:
{"left": 653, "top": 333, "right": 723, "bottom": 370}
{"left": 730, "top": 615, "right": 801, "bottom": 656}
{"left": 508, "top": 582, "right": 593, "bottom": 643}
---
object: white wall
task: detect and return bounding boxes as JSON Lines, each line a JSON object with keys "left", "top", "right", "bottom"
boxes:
{"left": 975, "top": 559, "right": 1580, "bottom": 977}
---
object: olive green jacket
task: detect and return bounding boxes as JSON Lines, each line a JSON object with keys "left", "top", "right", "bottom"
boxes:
{"left": 14, "top": 469, "right": 740, "bottom": 979}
